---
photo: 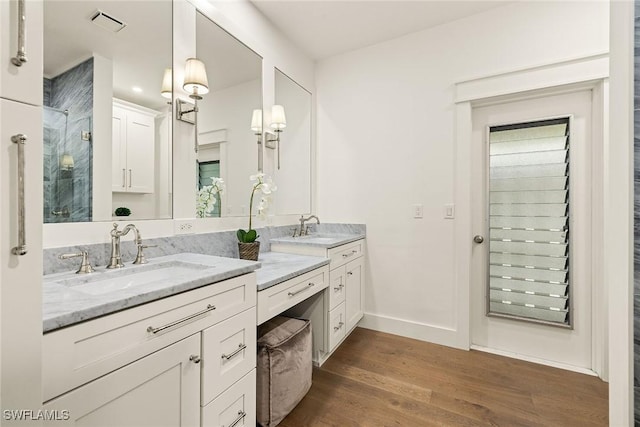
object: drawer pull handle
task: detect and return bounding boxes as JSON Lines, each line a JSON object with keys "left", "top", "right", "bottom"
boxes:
{"left": 189, "top": 354, "right": 201, "bottom": 364}
{"left": 334, "top": 321, "right": 344, "bottom": 332}
{"left": 347, "top": 271, "right": 353, "bottom": 276}
{"left": 288, "top": 282, "right": 315, "bottom": 297}
{"left": 226, "top": 410, "right": 247, "bottom": 427}
{"left": 147, "top": 304, "right": 216, "bottom": 334}
{"left": 222, "top": 343, "right": 247, "bottom": 360}
{"left": 333, "top": 284, "right": 344, "bottom": 291}
{"left": 342, "top": 249, "right": 358, "bottom": 258}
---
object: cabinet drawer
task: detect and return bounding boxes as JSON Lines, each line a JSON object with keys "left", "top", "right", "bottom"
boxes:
{"left": 43, "top": 273, "right": 256, "bottom": 402}
{"left": 329, "top": 240, "right": 363, "bottom": 269}
{"left": 202, "top": 369, "right": 256, "bottom": 427}
{"left": 328, "top": 302, "right": 346, "bottom": 351}
{"left": 257, "top": 267, "right": 328, "bottom": 325}
{"left": 202, "top": 307, "right": 257, "bottom": 406}
{"left": 328, "top": 265, "right": 346, "bottom": 310}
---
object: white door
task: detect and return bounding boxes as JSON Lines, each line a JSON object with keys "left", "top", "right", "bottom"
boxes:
{"left": 470, "top": 89, "right": 595, "bottom": 370}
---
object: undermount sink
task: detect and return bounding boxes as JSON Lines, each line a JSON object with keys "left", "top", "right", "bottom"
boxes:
{"left": 48, "top": 260, "right": 212, "bottom": 296}
{"left": 270, "top": 233, "right": 364, "bottom": 249}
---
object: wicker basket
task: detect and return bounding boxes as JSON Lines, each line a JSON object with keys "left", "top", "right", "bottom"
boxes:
{"left": 238, "top": 241, "right": 260, "bottom": 261}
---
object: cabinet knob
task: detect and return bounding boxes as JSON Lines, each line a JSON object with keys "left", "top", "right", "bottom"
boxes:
{"left": 189, "top": 354, "right": 201, "bottom": 364}
{"left": 473, "top": 235, "right": 484, "bottom": 244}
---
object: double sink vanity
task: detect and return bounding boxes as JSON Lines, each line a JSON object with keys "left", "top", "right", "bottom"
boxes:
{"left": 41, "top": 227, "right": 365, "bottom": 426}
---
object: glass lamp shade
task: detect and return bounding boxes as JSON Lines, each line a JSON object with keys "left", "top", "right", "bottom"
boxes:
{"left": 161, "top": 68, "right": 172, "bottom": 99}
{"left": 183, "top": 58, "right": 209, "bottom": 97}
{"left": 270, "top": 105, "right": 286, "bottom": 130}
{"left": 251, "top": 109, "right": 262, "bottom": 133}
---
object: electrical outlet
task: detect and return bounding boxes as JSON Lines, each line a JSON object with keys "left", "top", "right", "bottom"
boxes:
{"left": 413, "top": 204, "right": 423, "bottom": 219}
{"left": 174, "top": 220, "right": 195, "bottom": 234}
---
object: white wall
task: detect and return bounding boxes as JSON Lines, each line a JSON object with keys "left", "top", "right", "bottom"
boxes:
{"left": 316, "top": 1, "right": 609, "bottom": 348}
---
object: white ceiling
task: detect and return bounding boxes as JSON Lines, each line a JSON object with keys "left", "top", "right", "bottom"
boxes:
{"left": 250, "top": 0, "right": 510, "bottom": 60}
{"left": 44, "top": 1, "right": 173, "bottom": 111}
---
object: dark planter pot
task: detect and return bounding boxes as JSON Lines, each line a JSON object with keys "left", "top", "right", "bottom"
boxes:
{"left": 238, "top": 241, "right": 260, "bottom": 261}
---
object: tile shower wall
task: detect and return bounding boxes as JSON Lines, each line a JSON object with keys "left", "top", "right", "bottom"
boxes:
{"left": 43, "top": 58, "right": 93, "bottom": 223}
{"left": 635, "top": 1, "right": 640, "bottom": 422}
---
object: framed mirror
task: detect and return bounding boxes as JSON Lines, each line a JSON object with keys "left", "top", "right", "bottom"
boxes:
{"left": 273, "top": 69, "right": 312, "bottom": 215}
{"left": 194, "top": 11, "right": 262, "bottom": 218}
{"left": 43, "top": 1, "right": 172, "bottom": 223}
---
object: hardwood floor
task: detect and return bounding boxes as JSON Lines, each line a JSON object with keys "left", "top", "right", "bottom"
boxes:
{"left": 279, "top": 328, "right": 608, "bottom": 427}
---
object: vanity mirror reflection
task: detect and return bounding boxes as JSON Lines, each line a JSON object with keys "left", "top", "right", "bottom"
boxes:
{"left": 273, "top": 69, "right": 312, "bottom": 215}
{"left": 193, "top": 11, "right": 262, "bottom": 218}
{"left": 43, "top": 1, "right": 172, "bottom": 223}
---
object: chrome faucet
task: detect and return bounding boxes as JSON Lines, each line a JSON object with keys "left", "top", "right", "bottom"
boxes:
{"left": 107, "top": 223, "right": 142, "bottom": 269}
{"left": 299, "top": 215, "right": 320, "bottom": 236}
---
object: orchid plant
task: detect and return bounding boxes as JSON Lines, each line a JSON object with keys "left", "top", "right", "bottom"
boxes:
{"left": 237, "top": 173, "right": 277, "bottom": 243}
{"left": 196, "top": 177, "right": 225, "bottom": 218}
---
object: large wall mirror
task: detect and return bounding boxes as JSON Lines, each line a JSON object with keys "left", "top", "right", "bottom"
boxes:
{"left": 43, "top": 1, "right": 172, "bottom": 223}
{"left": 193, "top": 11, "right": 262, "bottom": 218}
{"left": 273, "top": 69, "right": 312, "bottom": 215}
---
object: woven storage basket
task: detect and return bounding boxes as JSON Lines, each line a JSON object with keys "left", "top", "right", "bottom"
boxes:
{"left": 238, "top": 241, "right": 260, "bottom": 261}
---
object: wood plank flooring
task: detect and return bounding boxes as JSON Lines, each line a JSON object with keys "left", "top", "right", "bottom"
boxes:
{"left": 279, "top": 327, "right": 608, "bottom": 427}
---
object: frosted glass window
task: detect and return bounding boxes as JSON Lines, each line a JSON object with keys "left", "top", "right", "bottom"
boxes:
{"left": 487, "top": 118, "right": 570, "bottom": 327}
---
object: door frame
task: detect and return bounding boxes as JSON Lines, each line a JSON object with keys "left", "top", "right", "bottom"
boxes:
{"left": 453, "top": 53, "right": 608, "bottom": 378}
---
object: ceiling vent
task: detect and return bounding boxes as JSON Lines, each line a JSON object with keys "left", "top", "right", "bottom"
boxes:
{"left": 90, "top": 10, "right": 127, "bottom": 33}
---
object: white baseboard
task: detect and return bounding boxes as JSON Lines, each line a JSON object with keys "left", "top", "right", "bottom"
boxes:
{"left": 358, "top": 312, "right": 467, "bottom": 350}
{"left": 470, "top": 345, "right": 599, "bottom": 377}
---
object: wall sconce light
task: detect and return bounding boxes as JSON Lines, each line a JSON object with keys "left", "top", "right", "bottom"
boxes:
{"left": 176, "top": 58, "right": 209, "bottom": 152}
{"left": 160, "top": 68, "right": 172, "bottom": 100}
{"left": 60, "top": 154, "right": 75, "bottom": 171}
{"left": 266, "top": 105, "right": 286, "bottom": 169}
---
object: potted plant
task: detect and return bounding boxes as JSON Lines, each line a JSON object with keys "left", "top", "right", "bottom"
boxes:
{"left": 114, "top": 207, "right": 131, "bottom": 217}
{"left": 237, "top": 173, "right": 276, "bottom": 260}
{"left": 196, "top": 177, "right": 225, "bottom": 218}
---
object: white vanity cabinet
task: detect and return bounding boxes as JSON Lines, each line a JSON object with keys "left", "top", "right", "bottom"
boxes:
{"left": 271, "top": 238, "right": 366, "bottom": 362}
{"left": 42, "top": 273, "right": 257, "bottom": 426}
{"left": 112, "top": 99, "right": 156, "bottom": 193}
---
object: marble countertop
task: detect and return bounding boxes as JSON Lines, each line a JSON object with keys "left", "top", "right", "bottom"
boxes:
{"left": 42, "top": 253, "right": 260, "bottom": 333}
{"left": 270, "top": 233, "right": 365, "bottom": 249}
{"left": 255, "top": 251, "right": 330, "bottom": 291}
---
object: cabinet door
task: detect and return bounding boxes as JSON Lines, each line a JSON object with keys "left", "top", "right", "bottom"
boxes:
{"left": 0, "top": 99, "right": 43, "bottom": 421}
{"left": 111, "top": 107, "right": 127, "bottom": 191}
{"left": 125, "top": 109, "right": 155, "bottom": 193}
{"left": 0, "top": 0, "right": 43, "bottom": 105}
{"left": 345, "top": 256, "right": 364, "bottom": 332}
{"left": 43, "top": 334, "right": 201, "bottom": 427}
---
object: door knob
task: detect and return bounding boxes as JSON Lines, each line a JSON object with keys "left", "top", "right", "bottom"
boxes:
{"left": 473, "top": 235, "right": 484, "bottom": 244}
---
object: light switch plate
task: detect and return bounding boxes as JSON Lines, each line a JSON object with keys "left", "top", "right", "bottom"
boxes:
{"left": 413, "top": 204, "right": 424, "bottom": 219}
{"left": 444, "top": 204, "right": 455, "bottom": 219}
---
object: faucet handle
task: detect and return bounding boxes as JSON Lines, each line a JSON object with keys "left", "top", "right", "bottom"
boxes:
{"left": 133, "top": 244, "right": 156, "bottom": 265}
{"left": 59, "top": 251, "right": 95, "bottom": 274}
